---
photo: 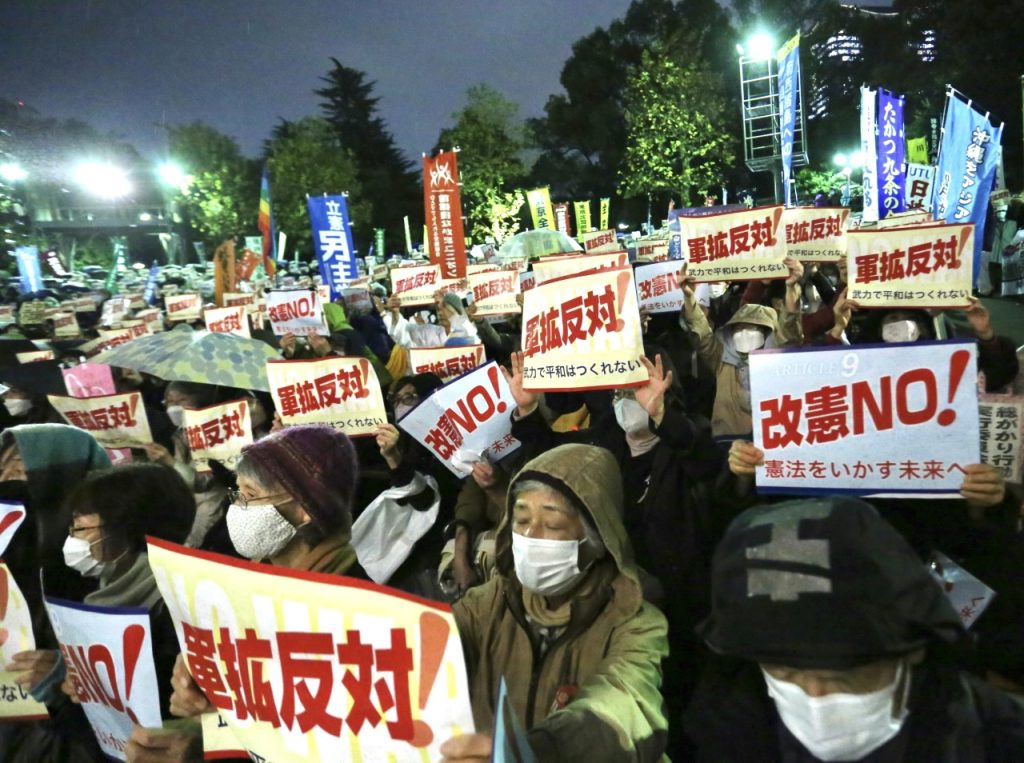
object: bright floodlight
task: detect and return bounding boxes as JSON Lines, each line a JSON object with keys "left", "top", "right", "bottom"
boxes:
{"left": 746, "top": 33, "right": 775, "bottom": 60}
{"left": 850, "top": 150, "right": 865, "bottom": 168}
{"left": 158, "top": 161, "right": 187, "bottom": 188}
{"left": 833, "top": 152, "right": 849, "bottom": 168}
{"left": 0, "top": 163, "right": 27, "bottom": 182}
{"left": 842, "top": 166, "right": 853, "bottom": 177}
{"left": 74, "top": 162, "right": 131, "bottom": 198}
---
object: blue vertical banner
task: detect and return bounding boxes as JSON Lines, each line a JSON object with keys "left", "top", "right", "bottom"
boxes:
{"left": 776, "top": 34, "right": 800, "bottom": 207}
{"left": 14, "top": 245, "right": 43, "bottom": 294}
{"left": 143, "top": 261, "right": 161, "bottom": 305}
{"left": 307, "top": 194, "right": 358, "bottom": 301}
{"left": 876, "top": 90, "right": 906, "bottom": 219}
{"left": 933, "top": 91, "right": 1004, "bottom": 286}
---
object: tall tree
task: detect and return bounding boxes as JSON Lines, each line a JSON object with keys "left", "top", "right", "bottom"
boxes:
{"left": 620, "top": 45, "right": 736, "bottom": 205}
{"left": 166, "top": 122, "right": 258, "bottom": 244}
{"left": 433, "top": 84, "right": 528, "bottom": 243}
{"left": 264, "top": 117, "right": 368, "bottom": 258}
{"left": 316, "top": 60, "right": 420, "bottom": 253}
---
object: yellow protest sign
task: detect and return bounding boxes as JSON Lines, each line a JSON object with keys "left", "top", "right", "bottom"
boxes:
{"left": 906, "top": 136, "right": 929, "bottom": 164}
{"left": 782, "top": 207, "right": 850, "bottom": 262}
{"left": 526, "top": 187, "right": 554, "bottom": 230}
{"left": 578, "top": 228, "right": 619, "bottom": 253}
{"left": 391, "top": 264, "right": 441, "bottom": 307}
{"left": 146, "top": 538, "right": 475, "bottom": 762}
{"left": 53, "top": 311, "right": 81, "bottom": 338}
{"left": 0, "top": 563, "right": 49, "bottom": 721}
{"left": 847, "top": 222, "right": 974, "bottom": 308}
{"left": 466, "top": 269, "right": 520, "bottom": 316}
{"left": 680, "top": 205, "right": 788, "bottom": 282}
{"left": 408, "top": 345, "right": 486, "bottom": 382}
{"left": 182, "top": 399, "right": 253, "bottom": 472}
{"left": 532, "top": 250, "right": 629, "bottom": 286}
{"left": 48, "top": 391, "right": 153, "bottom": 448}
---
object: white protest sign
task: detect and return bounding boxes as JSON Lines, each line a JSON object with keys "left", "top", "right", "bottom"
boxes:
{"left": 203, "top": 305, "right": 251, "bottom": 338}
{"left": 635, "top": 239, "right": 670, "bottom": 262}
{"left": 0, "top": 501, "right": 26, "bottom": 556}
{"left": 532, "top": 250, "right": 630, "bottom": 286}
{"left": 48, "top": 391, "right": 154, "bottom": 448}
{"left": 165, "top": 293, "right": 202, "bottom": 322}
{"left": 73, "top": 296, "right": 98, "bottom": 313}
{"left": 466, "top": 270, "right": 520, "bottom": 316}
{"left": 782, "top": 207, "right": 850, "bottom": 262}
{"left": 680, "top": 205, "right": 788, "bottom": 282}
{"left": 521, "top": 267, "right": 646, "bottom": 392}
{"left": 398, "top": 361, "right": 520, "bottom": 477}
{"left": 97, "top": 327, "right": 135, "bottom": 350}
{"left": 929, "top": 552, "right": 996, "bottom": 629}
{"left": 45, "top": 598, "right": 161, "bottom": 760}
{"left": 223, "top": 292, "right": 258, "bottom": 315}
{"left": 202, "top": 712, "right": 247, "bottom": 759}
{"left": 750, "top": 341, "right": 979, "bottom": 496}
{"left": 979, "top": 396, "right": 1024, "bottom": 483}
{"left": 101, "top": 297, "right": 131, "bottom": 326}
{"left": 266, "top": 289, "right": 329, "bottom": 336}
{"left": 182, "top": 399, "right": 254, "bottom": 472}
{"left": 466, "top": 263, "right": 499, "bottom": 276}
{"left": 0, "top": 563, "right": 48, "bottom": 720}
{"left": 409, "top": 345, "right": 486, "bottom": 383}
{"left": 391, "top": 264, "right": 441, "bottom": 307}
{"left": 579, "top": 229, "right": 619, "bottom": 253}
{"left": 15, "top": 350, "right": 53, "bottom": 363}
{"left": 519, "top": 271, "right": 536, "bottom": 293}
{"left": 119, "top": 319, "right": 152, "bottom": 339}
{"left": 267, "top": 356, "right": 387, "bottom": 436}
{"left": 634, "top": 261, "right": 684, "bottom": 314}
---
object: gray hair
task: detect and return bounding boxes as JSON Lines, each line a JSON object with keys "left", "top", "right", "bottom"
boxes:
{"left": 510, "top": 478, "right": 605, "bottom": 557}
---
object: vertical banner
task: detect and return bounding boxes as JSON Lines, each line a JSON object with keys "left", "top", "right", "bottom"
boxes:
{"left": 375, "top": 227, "right": 386, "bottom": 260}
{"left": 308, "top": 195, "right": 359, "bottom": 301}
{"left": 45, "top": 598, "right": 162, "bottom": 760}
{"left": 14, "top": 245, "right": 43, "bottom": 295}
{"left": 526, "top": 187, "right": 555, "bottom": 230}
{"left": 142, "top": 262, "right": 160, "bottom": 305}
{"left": 776, "top": 34, "right": 800, "bottom": 208}
{"left": 259, "top": 166, "right": 278, "bottom": 273}
{"left": 599, "top": 197, "right": 610, "bottom": 231}
{"left": 553, "top": 203, "right": 571, "bottom": 235}
{"left": 907, "top": 137, "right": 929, "bottom": 165}
{"left": 423, "top": 150, "right": 468, "bottom": 279}
{"left": 573, "top": 200, "right": 592, "bottom": 234}
{"left": 932, "top": 92, "right": 1004, "bottom": 287}
{"left": 106, "top": 237, "right": 128, "bottom": 294}
{"left": 860, "top": 87, "right": 879, "bottom": 223}
{"left": 877, "top": 90, "right": 907, "bottom": 219}
{"left": 978, "top": 397, "right": 1024, "bottom": 483}
{"left": 403, "top": 215, "right": 413, "bottom": 255}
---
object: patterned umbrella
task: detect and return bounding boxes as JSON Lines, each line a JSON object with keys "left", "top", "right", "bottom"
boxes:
{"left": 497, "top": 229, "right": 582, "bottom": 261}
{"left": 93, "top": 326, "right": 280, "bottom": 391}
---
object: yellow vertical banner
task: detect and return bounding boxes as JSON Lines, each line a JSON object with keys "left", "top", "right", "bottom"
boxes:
{"left": 526, "top": 187, "right": 555, "bottom": 229}
{"left": 573, "top": 200, "right": 592, "bottom": 233}
{"left": 906, "top": 137, "right": 929, "bottom": 165}
{"left": 599, "top": 197, "right": 610, "bottom": 230}
{"left": 423, "top": 224, "right": 430, "bottom": 257}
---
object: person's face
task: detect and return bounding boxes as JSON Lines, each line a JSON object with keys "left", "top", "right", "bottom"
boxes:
{"left": 234, "top": 473, "right": 308, "bottom": 527}
{"left": 761, "top": 659, "right": 899, "bottom": 698}
{"left": 0, "top": 444, "right": 26, "bottom": 482}
{"left": 4, "top": 388, "right": 30, "bottom": 401}
{"left": 511, "top": 486, "right": 585, "bottom": 542}
{"left": 392, "top": 384, "right": 419, "bottom": 409}
{"left": 69, "top": 512, "right": 114, "bottom": 561}
{"left": 163, "top": 389, "right": 197, "bottom": 410}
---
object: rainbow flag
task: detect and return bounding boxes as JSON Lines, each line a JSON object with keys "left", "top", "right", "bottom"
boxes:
{"left": 258, "top": 166, "right": 277, "bottom": 276}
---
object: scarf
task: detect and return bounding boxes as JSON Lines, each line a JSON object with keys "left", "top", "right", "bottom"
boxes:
{"left": 86, "top": 552, "right": 164, "bottom": 610}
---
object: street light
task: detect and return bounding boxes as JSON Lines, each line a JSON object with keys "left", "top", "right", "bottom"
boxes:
{"left": 73, "top": 161, "right": 131, "bottom": 198}
{"left": 0, "top": 163, "right": 27, "bottom": 183}
{"left": 739, "top": 32, "right": 775, "bottom": 61}
{"left": 157, "top": 161, "right": 189, "bottom": 190}
{"left": 833, "top": 152, "right": 849, "bottom": 168}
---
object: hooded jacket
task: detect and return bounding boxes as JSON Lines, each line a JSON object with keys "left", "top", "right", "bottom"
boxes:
{"left": 453, "top": 444, "right": 670, "bottom": 761}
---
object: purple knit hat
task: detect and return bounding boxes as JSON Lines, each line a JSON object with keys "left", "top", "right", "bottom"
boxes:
{"left": 240, "top": 425, "right": 358, "bottom": 534}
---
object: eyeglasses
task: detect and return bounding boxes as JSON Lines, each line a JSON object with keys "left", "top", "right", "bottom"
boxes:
{"left": 68, "top": 524, "right": 103, "bottom": 536}
{"left": 228, "top": 489, "right": 289, "bottom": 509}
{"left": 391, "top": 393, "right": 419, "bottom": 407}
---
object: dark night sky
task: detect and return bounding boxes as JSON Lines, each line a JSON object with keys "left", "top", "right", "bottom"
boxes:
{"left": 2, "top": 1, "right": 890, "bottom": 164}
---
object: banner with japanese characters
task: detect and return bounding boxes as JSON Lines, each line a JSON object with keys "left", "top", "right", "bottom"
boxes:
{"left": 203, "top": 305, "right": 251, "bottom": 338}
{"left": 397, "top": 361, "right": 520, "bottom": 477}
{"left": 409, "top": 345, "right": 486, "bottom": 383}
{"left": 44, "top": 598, "right": 161, "bottom": 760}
{"left": 467, "top": 269, "right": 520, "bottom": 316}
{"left": 579, "top": 228, "right": 619, "bottom": 253}
{"left": 634, "top": 261, "right": 684, "bottom": 314}
{"left": 267, "top": 356, "right": 387, "bottom": 436}
{"left": 391, "top": 264, "right": 441, "bottom": 307}
{"left": 526, "top": 187, "right": 554, "bottom": 230}
{"left": 979, "top": 396, "right": 1024, "bottom": 483}
{"left": 907, "top": 137, "right": 929, "bottom": 165}
{"left": 146, "top": 537, "right": 475, "bottom": 763}
{"left": 777, "top": 34, "right": 800, "bottom": 207}
{"left": 861, "top": 87, "right": 880, "bottom": 223}
{"left": 97, "top": 327, "right": 135, "bottom": 350}
{"left": 573, "top": 200, "right": 592, "bottom": 234}
{"left": 16, "top": 349, "right": 53, "bottom": 363}
{"left": 423, "top": 151, "right": 468, "bottom": 279}
{"left": 165, "top": 293, "right": 202, "bottom": 322}
{"left": 877, "top": 89, "right": 907, "bottom": 219}
{"left": 521, "top": 267, "right": 646, "bottom": 392}
{"left": 905, "top": 163, "right": 936, "bottom": 210}
{"left": 308, "top": 195, "right": 358, "bottom": 300}
{"left": 53, "top": 311, "right": 81, "bottom": 338}
{"left": 532, "top": 250, "right": 629, "bottom": 286}
{"left": 223, "top": 292, "right": 257, "bottom": 314}
{"left": 635, "top": 238, "right": 670, "bottom": 262}
{"left": 553, "top": 202, "right": 571, "bottom": 235}
{"left": 14, "top": 245, "right": 43, "bottom": 295}
{"left": 782, "top": 207, "right": 849, "bottom": 262}
{"left": 266, "top": 289, "right": 329, "bottom": 336}
{"left": 0, "top": 561, "right": 49, "bottom": 721}
{"left": 750, "top": 340, "right": 980, "bottom": 496}
{"left": 847, "top": 222, "right": 974, "bottom": 308}
{"left": 599, "top": 197, "right": 610, "bottom": 230}
{"left": 48, "top": 391, "right": 153, "bottom": 448}
{"left": 101, "top": 296, "right": 132, "bottom": 327}
{"left": 680, "top": 205, "right": 788, "bottom": 281}
{"left": 182, "top": 399, "right": 253, "bottom": 472}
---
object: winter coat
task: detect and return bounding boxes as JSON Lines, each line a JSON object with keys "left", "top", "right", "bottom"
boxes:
{"left": 453, "top": 444, "right": 670, "bottom": 761}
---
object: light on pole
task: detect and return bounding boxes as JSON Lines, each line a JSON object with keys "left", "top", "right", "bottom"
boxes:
{"left": 0, "top": 163, "right": 27, "bottom": 183}
{"left": 157, "top": 161, "right": 189, "bottom": 191}
{"left": 73, "top": 161, "right": 132, "bottom": 199}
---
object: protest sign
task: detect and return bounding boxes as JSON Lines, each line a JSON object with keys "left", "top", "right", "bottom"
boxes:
{"left": 63, "top": 363, "right": 116, "bottom": 398}
{"left": 119, "top": 319, "right": 151, "bottom": 339}
{"left": 0, "top": 501, "right": 25, "bottom": 555}
{"left": 202, "top": 711, "right": 248, "bottom": 759}
{"left": 53, "top": 311, "right": 81, "bottom": 338}
{"left": 135, "top": 307, "right": 163, "bottom": 324}
{"left": 147, "top": 538, "right": 475, "bottom": 762}
{"left": 72, "top": 296, "right": 98, "bottom": 313}
{"left": 492, "top": 677, "right": 536, "bottom": 763}
{"left": 204, "top": 305, "right": 251, "bottom": 338}
{"left": 782, "top": 207, "right": 849, "bottom": 262}
{"left": 341, "top": 287, "right": 373, "bottom": 317}
{"left": 679, "top": 205, "right": 788, "bottom": 282}
{"left": 223, "top": 292, "right": 258, "bottom": 314}
{"left": 391, "top": 264, "right": 441, "bottom": 307}
{"left": 0, "top": 305, "right": 14, "bottom": 326}
{"left": 182, "top": 399, "right": 253, "bottom": 472}
{"left": 467, "top": 270, "right": 520, "bottom": 316}
{"left": 519, "top": 271, "right": 536, "bottom": 293}
{"left": 929, "top": 552, "right": 996, "bottom": 629}
{"left": 98, "top": 327, "right": 136, "bottom": 350}
{"left": 16, "top": 350, "right": 54, "bottom": 363}
{"left": 847, "top": 222, "right": 974, "bottom": 308}
{"left": 634, "top": 261, "right": 684, "bottom": 314}
{"left": 48, "top": 391, "right": 153, "bottom": 448}
{"left": 267, "top": 356, "right": 387, "bottom": 436}
{"left": 266, "top": 289, "right": 329, "bottom": 337}
{"left": 0, "top": 562, "right": 49, "bottom": 721}
{"left": 45, "top": 597, "right": 161, "bottom": 760}
{"left": 532, "top": 250, "right": 629, "bottom": 286}
{"left": 18, "top": 301, "right": 46, "bottom": 326}
{"left": 521, "top": 267, "right": 646, "bottom": 392}
{"left": 397, "top": 361, "right": 520, "bottom": 476}
{"left": 905, "top": 163, "right": 935, "bottom": 210}
{"left": 635, "top": 238, "right": 670, "bottom": 262}
{"left": 579, "top": 229, "right": 619, "bottom": 253}
{"left": 101, "top": 297, "right": 131, "bottom": 328}
{"left": 466, "top": 263, "right": 500, "bottom": 276}
{"left": 750, "top": 340, "right": 979, "bottom": 496}
{"left": 409, "top": 345, "right": 486, "bottom": 383}
{"left": 165, "top": 293, "right": 202, "bottom": 322}
{"left": 126, "top": 292, "right": 147, "bottom": 310}
{"left": 979, "top": 396, "right": 1024, "bottom": 483}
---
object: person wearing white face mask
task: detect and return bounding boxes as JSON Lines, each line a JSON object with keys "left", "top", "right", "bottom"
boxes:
{"left": 685, "top": 497, "right": 1024, "bottom": 761}
{"left": 439, "top": 444, "right": 670, "bottom": 762}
